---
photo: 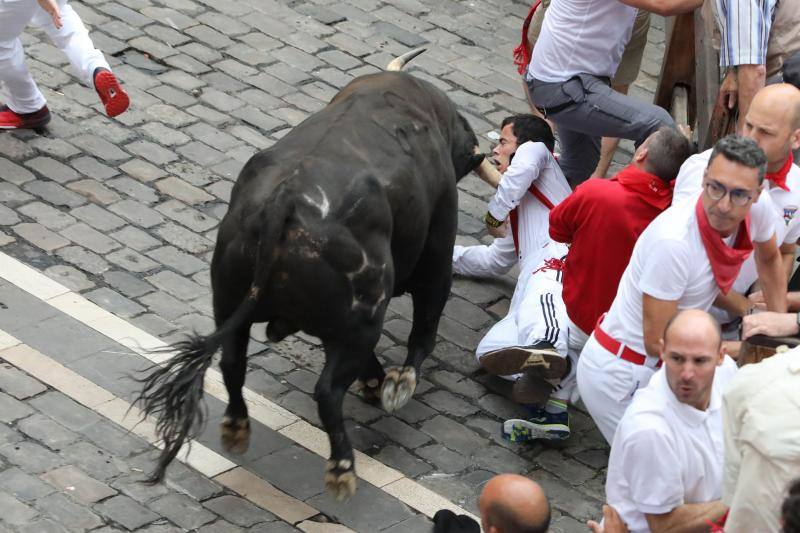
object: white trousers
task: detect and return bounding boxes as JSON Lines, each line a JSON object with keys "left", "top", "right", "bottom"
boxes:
{"left": 0, "top": 0, "right": 109, "bottom": 113}
{"left": 576, "top": 334, "right": 657, "bottom": 443}
{"left": 474, "top": 265, "right": 579, "bottom": 402}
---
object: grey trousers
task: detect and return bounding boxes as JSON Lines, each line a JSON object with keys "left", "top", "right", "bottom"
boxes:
{"left": 528, "top": 74, "right": 674, "bottom": 186}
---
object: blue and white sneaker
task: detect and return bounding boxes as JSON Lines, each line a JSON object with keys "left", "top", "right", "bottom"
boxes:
{"left": 502, "top": 404, "right": 570, "bottom": 442}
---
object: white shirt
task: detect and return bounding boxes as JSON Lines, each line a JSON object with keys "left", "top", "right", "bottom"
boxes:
{"left": 527, "top": 0, "right": 637, "bottom": 82}
{"left": 723, "top": 348, "right": 800, "bottom": 533}
{"left": 675, "top": 149, "right": 800, "bottom": 323}
{"left": 606, "top": 356, "right": 738, "bottom": 533}
{"left": 601, "top": 193, "right": 773, "bottom": 356}
{"left": 487, "top": 141, "right": 571, "bottom": 271}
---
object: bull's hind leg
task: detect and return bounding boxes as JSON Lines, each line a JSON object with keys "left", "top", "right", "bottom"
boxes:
{"left": 219, "top": 323, "right": 252, "bottom": 454}
{"left": 316, "top": 333, "right": 380, "bottom": 500}
{"left": 354, "top": 352, "right": 385, "bottom": 404}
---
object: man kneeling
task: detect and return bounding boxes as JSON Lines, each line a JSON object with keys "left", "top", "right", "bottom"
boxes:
{"left": 605, "top": 310, "right": 734, "bottom": 532}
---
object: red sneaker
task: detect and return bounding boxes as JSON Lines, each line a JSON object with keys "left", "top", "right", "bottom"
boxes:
{"left": 0, "top": 105, "right": 51, "bottom": 130}
{"left": 93, "top": 69, "right": 129, "bottom": 118}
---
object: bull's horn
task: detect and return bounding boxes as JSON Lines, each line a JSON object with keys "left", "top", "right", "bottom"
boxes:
{"left": 386, "top": 47, "right": 426, "bottom": 71}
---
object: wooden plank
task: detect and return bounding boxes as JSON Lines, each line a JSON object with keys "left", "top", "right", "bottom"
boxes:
{"left": 695, "top": 3, "right": 722, "bottom": 149}
{"left": 654, "top": 13, "right": 697, "bottom": 127}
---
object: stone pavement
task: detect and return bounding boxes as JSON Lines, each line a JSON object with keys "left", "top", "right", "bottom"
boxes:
{"left": 0, "top": 0, "right": 667, "bottom": 531}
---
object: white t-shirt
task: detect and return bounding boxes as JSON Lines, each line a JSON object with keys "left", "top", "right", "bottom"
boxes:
{"left": 601, "top": 192, "right": 774, "bottom": 356}
{"left": 606, "top": 356, "right": 738, "bottom": 533}
{"left": 527, "top": 0, "right": 637, "bottom": 82}
{"left": 675, "top": 149, "right": 800, "bottom": 323}
{"left": 487, "top": 141, "right": 571, "bottom": 270}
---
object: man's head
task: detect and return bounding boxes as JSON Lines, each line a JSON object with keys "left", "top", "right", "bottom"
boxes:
{"left": 742, "top": 84, "right": 800, "bottom": 170}
{"left": 702, "top": 135, "right": 767, "bottom": 237}
{"left": 493, "top": 115, "right": 555, "bottom": 173}
{"left": 633, "top": 126, "right": 694, "bottom": 183}
{"left": 659, "top": 310, "right": 724, "bottom": 411}
{"left": 478, "top": 474, "right": 550, "bottom": 533}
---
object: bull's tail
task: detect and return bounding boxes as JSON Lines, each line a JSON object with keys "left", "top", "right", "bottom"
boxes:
{"left": 136, "top": 184, "right": 293, "bottom": 483}
{"left": 385, "top": 47, "right": 426, "bottom": 71}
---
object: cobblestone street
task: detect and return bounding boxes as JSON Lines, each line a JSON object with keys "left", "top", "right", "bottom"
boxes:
{"left": 0, "top": 0, "right": 667, "bottom": 530}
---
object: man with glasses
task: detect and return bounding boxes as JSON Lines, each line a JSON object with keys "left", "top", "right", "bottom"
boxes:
{"left": 674, "top": 84, "right": 800, "bottom": 340}
{"left": 577, "top": 135, "right": 787, "bottom": 443}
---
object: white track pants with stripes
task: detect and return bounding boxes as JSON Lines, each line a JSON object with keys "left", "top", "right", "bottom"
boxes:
{"left": 474, "top": 258, "right": 578, "bottom": 402}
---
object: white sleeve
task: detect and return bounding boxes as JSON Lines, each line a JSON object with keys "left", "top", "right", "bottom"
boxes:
{"left": 673, "top": 153, "right": 708, "bottom": 205}
{"left": 487, "top": 142, "right": 549, "bottom": 221}
{"left": 621, "top": 427, "right": 685, "bottom": 515}
{"left": 639, "top": 238, "right": 692, "bottom": 301}
{"left": 749, "top": 191, "right": 776, "bottom": 244}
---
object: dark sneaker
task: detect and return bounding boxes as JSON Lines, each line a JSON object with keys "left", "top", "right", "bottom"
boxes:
{"left": 93, "top": 69, "right": 129, "bottom": 117}
{"left": 0, "top": 105, "right": 51, "bottom": 130}
{"left": 502, "top": 405, "right": 570, "bottom": 442}
{"left": 479, "top": 341, "right": 567, "bottom": 379}
{"left": 511, "top": 372, "right": 554, "bottom": 405}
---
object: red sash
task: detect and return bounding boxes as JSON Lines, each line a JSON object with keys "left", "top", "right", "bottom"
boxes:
{"left": 615, "top": 165, "right": 672, "bottom": 210}
{"left": 765, "top": 154, "right": 793, "bottom": 191}
{"left": 510, "top": 184, "right": 553, "bottom": 254}
{"left": 695, "top": 197, "right": 753, "bottom": 294}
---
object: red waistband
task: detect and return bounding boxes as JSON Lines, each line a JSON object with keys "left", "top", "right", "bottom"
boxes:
{"left": 594, "top": 314, "right": 662, "bottom": 368}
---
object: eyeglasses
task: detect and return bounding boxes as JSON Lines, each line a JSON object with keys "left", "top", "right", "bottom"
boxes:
{"left": 703, "top": 179, "right": 756, "bottom": 207}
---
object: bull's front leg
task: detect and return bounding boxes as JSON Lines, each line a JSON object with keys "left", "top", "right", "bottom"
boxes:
{"left": 316, "top": 336, "right": 376, "bottom": 500}
{"left": 382, "top": 235, "right": 453, "bottom": 413}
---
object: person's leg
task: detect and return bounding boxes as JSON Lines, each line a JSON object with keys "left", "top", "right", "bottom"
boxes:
{"left": 32, "top": 0, "right": 108, "bottom": 87}
{"left": 0, "top": 0, "right": 45, "bottom": 114}
{"left": 576, "top": 335, "right": 638, "bottom": 443}
{"left": 532, "top": 74, "right": 674, "bottom": 184}
{"left": 452, "top": 232, "right": 517, "bottom": 278}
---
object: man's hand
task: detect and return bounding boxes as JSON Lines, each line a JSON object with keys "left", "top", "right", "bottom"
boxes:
{"left": 742, "top": 312, "right": 800, "bottom": 339}
{"left": 487, "top": 219, "right": 508, "bottom": 238}
{"left": 587, "top": 505, "right": 629, "bottom": 533}
{"left": 717, "top": 70, "right": 737, "bottom": 110}
{"left": 748, "top": 290, "right": 767, "bottom": 311}
{"left": 36, "top": 0, "right": 63, "bottom": 28}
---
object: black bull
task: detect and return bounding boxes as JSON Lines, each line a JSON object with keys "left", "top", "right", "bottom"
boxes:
{"left": 136, "top": 57, "right": 484, "bottom": 500}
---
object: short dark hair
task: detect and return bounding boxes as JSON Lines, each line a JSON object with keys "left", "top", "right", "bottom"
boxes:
{"left": 501, "top": 114, "right": 555, "bottom": 152}
{"left": 783, "top": 478, "right": 800, "bottom": 533}
{"left": 488, "top": 499, "right": 551, "bottom": 533}
{"left": 707, "top": 135, "right": 767, "bottom": 185}
{"left": 644, "top": 127, "right": 694, "bottom": 183}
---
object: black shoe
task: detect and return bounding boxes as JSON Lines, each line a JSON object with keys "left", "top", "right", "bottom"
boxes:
{"left": 479, "top": 341, "right": 567, "bottom": 380}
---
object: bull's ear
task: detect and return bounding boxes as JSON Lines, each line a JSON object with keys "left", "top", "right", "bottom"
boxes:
{"left": 467, "top": 152, "right": 485, "bottom": 173}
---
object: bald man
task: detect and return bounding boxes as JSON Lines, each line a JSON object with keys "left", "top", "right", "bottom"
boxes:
{"left": 604, "top": 310, "right": 737, "bottom": 533}
{"left": 433, "top": 474, "right": 550, "bottom": 533}
{"left": 675, "top": 84, "right": 800, "bottom": 338}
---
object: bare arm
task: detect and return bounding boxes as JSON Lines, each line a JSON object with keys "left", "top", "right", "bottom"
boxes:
{"left": 780, "top": 242, "right": 796, "bottom": 282}
{"left": 618, "top": 0, "right": 702, "bottom": 16}
{"left": 645, "top": 501, "right": 728, "bottom": 533}
{"left": 754, "top": 235, "right": 788, "bottom": 313}
{"left": 642, "top": 294, "right": 679, "bottom": 357}
{"left": 735, "top": 65, "right": 767, "bottom": 132}
{"left": 713, "top": 290, "right": 752, "bottom": 317}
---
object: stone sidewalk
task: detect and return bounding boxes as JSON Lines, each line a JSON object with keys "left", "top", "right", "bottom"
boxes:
{"left": 0, "top": 0, "right": 667, "bottom": 531}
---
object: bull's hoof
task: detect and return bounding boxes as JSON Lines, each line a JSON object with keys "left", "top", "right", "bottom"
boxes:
{"left": 381, "top": 366, "right": 416, "bottom": 412}
{"left": 324, "top": 458, "right": 357, "bottom": 501}
{"left": 220, "top": 416, "right": 251, "bottom": 454}
{"left": 354, "top": 378, "right": 382, "bottom": 404}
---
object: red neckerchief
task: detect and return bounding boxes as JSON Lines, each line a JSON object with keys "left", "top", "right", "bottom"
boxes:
{"left": 615, "top": 165, "right": 672, "bottom": 210}
{"left": 695, "top": 197, "right": 753, "bottom": 294}
{"left": 765, "top": 154, "right": 793, "bottom": 191}
{"left": 512, "top": 1, "right": 543, "bottom": 74}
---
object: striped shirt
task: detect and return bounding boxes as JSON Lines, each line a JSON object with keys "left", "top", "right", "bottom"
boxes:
{"left": 716, "top": 0, "right": 778, "bottom": 67}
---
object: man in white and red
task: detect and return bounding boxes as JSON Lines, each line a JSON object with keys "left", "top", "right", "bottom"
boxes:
{"left": 604, "top": 310, "right": 734, "bottom": 533}
{"left": 577, "top": 135, "right": 787, "bottom": 443}
{"left": 674, "top": 84, "right": 800, "bottom": 335}
{"left": 549, "top": 126, "right": 693, "bottom": 358}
